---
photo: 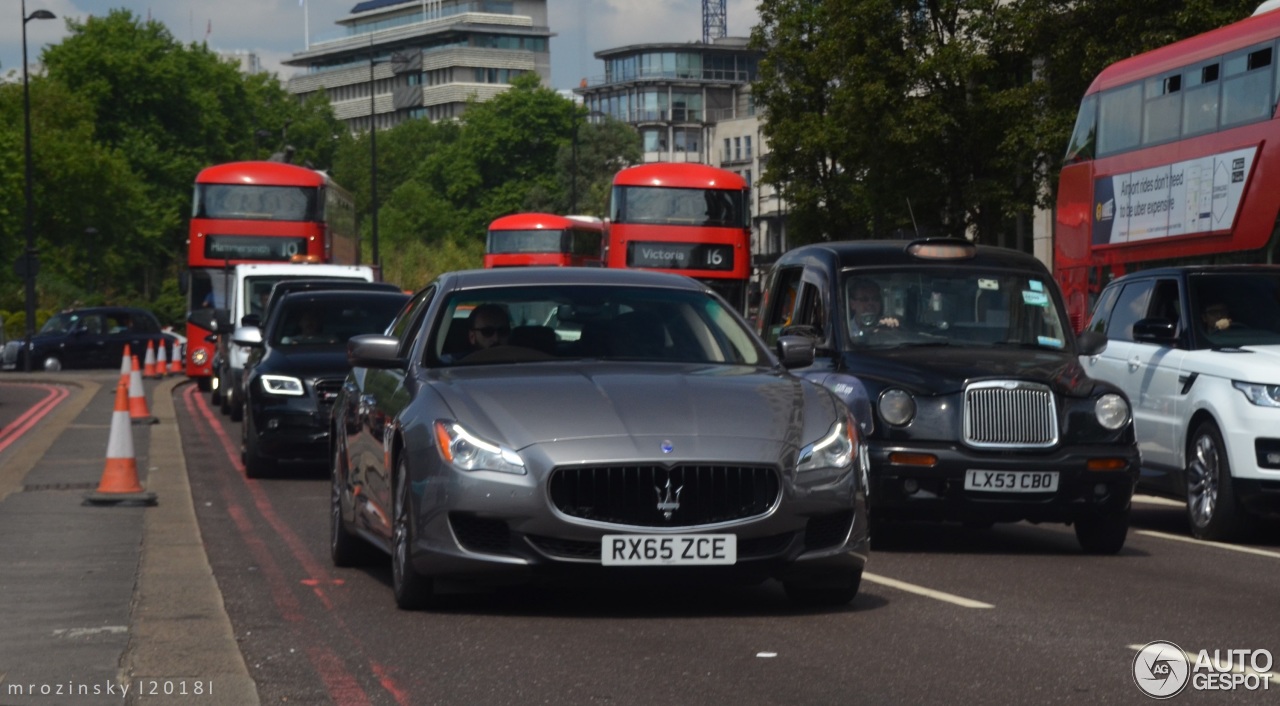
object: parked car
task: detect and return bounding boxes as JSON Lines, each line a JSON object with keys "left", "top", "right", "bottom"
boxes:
{"left": 1080, "top": 265, "right": 1280, "bottom": 541}
{"left": 236, "top": 289, "right": 410, "bottom": 478}
{"left": 757, "top": 238, "right": 1140, "bottom": 553}
{"left": 331, "top": 267, "right": 870, "bottom": 610}
{"left": 1, "top": 306, "right": 177, "bottom": 372}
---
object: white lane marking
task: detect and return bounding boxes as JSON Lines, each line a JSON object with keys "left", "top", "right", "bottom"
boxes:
{"left": 52, "top": 625, "right": 129, "bottom": 639}
{"left": 1127, "top": 644, "right": 1280, "bottom": 679}
{"left": 1132, "top": 494, "right": 1184, "bottom": 508}
{"left": 863, "top": 572, "right": 994, "bottom": 609}
{"left": 1135, "top": 530, "right": 1280, "bottom": 559}
{"left": 756, "top": 652, "right": 777, "bottom": 658}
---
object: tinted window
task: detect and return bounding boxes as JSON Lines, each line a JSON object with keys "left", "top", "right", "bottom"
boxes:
{"left": 1086, "top": 284, "right": 1122, "bottom": 335}
{"left": 1106, "top": 280, "right": 1154, "bottom": 342}
{"left": 761, "top": 267, "right": 802, "bottom": 346}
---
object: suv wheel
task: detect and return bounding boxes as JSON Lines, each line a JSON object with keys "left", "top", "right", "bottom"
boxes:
{"left": 1186, "top": 420, "right": 1253, "bottom": 541}
{"left": 1074, "top": 507, "right": 1129, "bottom": 554}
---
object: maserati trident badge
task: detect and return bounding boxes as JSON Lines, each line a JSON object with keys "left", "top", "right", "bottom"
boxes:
{"left": 655, "top": 476, "right": 682, "bottom": 520}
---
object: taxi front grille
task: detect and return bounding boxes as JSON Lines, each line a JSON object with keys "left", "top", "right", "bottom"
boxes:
{"left": 548, "top": 464, "right": 779, "bottom": 528}
{"left": 963, "top": 381, "right": 1058, "bottom": 448}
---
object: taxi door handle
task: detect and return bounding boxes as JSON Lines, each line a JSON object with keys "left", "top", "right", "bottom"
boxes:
{"left": 1127, "top": 354, "right": 1140, "bottom": 371}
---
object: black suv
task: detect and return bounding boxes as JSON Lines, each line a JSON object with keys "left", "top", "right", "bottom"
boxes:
{"left": 759, "top": 238, "right": 1139, "bottom": 553}
{"left": 236, "top": 289, "right": 409, "bottom": 477}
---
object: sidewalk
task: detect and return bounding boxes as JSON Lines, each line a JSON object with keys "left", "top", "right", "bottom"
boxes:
{"left": 0, "top": 372, "right": 257, "bottom": 706}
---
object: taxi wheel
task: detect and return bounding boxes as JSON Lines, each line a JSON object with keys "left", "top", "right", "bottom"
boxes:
{"left": 1074, "top": 507, "right": 1129, "bottom": 554}
{"left": 392, "top": 458, "right": 434, "bottom": 610}
{"left": 331, "top": 443, "right": 373, "bottom": 567}
{"left": 784, "top": 569, "right": 862, "bottom": 608}
{"left": 1185, "top": 420, "right": 1254, "bottom": 542}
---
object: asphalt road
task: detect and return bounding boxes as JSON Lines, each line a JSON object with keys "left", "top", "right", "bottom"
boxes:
{"left": 173, "top": 381, "right": 1280, "bottom": 706}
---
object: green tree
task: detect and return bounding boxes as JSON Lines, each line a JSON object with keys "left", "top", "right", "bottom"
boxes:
{"left": 752, "top": 0, "right": 1261, "bottom": 248}
{"left": 335, "top": 74, "right": 597, "bottom": 284}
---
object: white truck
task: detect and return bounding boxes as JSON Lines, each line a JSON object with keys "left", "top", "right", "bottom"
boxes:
{"left": 210, "top": 263, "right": 376, "bottom": 420}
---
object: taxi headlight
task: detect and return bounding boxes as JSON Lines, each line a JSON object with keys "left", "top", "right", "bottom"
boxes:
{"left": 433, "top": 420, "right": 526, "bottom": 475}
{"left": 1095, "top": 393, "right": 1129, "bottom": 430}
{"left": 1233, "top": 381, "right": 1280, "bottom": 408}
{"left": 878, "top": 388, "right": 915, "bottom": 427}
{"left": 797, "top": 416, "right": 856, "bottom": 472}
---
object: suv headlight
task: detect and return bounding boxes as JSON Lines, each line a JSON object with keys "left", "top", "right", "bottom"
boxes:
{"left": 434, "top": 420, "right": 526, "bottom": 475}
{"left": 260, "top": 374, "right": 304, "bottom": 396}
{"left": 1233, "top": 381, "right": 1280, "bottom": 407}
{"left": 1095, "top": 393, "right": 1129, "bottom": 430}
{"left": 798, "top": 416, "right": 856, "bottom": 472}
{"left": 878, "top": 388, "right": 915, "bottom": 427}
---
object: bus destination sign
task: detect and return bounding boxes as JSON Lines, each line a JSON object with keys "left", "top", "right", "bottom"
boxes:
{"left": 627, "top": 242, "right": 734, "bottom": 271}
{"left": 205, "top": 235, "right": 310, "bottom": 261}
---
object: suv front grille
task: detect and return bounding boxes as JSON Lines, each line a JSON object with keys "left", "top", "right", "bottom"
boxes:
{"left": 313, "top": 378, "right": 344, "bottom": 403}
{"left": 548, "top": 464, "right": 779, "bottom": 528}
{"left": 963, "top": 381, "right": 1058, "bottom": 448}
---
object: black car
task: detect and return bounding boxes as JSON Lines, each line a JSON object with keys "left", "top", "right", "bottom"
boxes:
{"left": 758, "top": 238, "right": 1140, "bottom": 553}
{"left": 1, "top": 306, "right": 177, "bottom": 372}
{"left": 236, "top": 289, "right": 409, "bottom": 477}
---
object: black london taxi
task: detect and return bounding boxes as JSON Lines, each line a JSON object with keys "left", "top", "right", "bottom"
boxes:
{"left": 758, "top": 238, "right": 1140, "bottom": 553}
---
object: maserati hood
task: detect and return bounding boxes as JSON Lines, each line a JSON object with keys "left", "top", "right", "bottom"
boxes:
{"left": 425, "top": 361, "right": 835, "bottom": 452}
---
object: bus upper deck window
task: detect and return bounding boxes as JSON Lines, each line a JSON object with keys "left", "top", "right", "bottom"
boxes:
{"left": 1064, "top": 95, "right": 1098, "bottom": 163}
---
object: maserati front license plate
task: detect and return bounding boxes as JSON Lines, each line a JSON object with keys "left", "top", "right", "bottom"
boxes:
{"left": 601, "top": 534, "right": 737, "bottom": 566}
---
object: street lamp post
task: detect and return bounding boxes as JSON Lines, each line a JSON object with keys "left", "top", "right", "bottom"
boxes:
{"left": 20, "top": 0, "right": 56, "bottom": 372}
{"left": 369, "top": 53, "right": 380, "bottom": 270}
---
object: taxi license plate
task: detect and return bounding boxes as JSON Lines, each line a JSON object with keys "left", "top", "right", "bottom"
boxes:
{"left": 601, "top": 534, "right": 737, "bottom": 566}
{"left": 964, "top": 470, "right": 1059, "bottom": 493}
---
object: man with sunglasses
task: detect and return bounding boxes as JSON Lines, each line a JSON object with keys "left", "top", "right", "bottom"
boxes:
{"left": 467, "top": 303, "right": 512, "bottom": 352}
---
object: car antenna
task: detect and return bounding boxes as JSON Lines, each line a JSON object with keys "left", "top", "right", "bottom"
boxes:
{"left": 906, "top": 198, "right": 921, "bottom": 238}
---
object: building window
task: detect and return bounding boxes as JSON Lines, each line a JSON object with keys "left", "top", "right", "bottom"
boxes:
{"left": 724, "top": 138, "right": 731, "bottom": 163}
{"left": 734, "top": 137, "right": 741, "bottom": 161}
{"left": 744, "top": 136, "right": 752, "bottom": 160}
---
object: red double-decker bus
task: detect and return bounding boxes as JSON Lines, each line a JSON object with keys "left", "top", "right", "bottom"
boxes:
{"left": 1055, "top": 4, "right": 1280, "bottom": 329}
{"left": 607, "top": 163, "right": 751, "bottom": 311}
{"left": 484, "top": 213, "right": 604, "bottom": 268}
{"left": 181, "top": 161, "right": 357, "bottom": 388}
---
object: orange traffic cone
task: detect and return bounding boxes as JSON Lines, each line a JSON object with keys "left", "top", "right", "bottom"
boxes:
{"left": 128, "top": 354, "right": 158, "bottom": 425}
{"left": 143, "top": 340, "right": 159, "bottom": 378}
{"left": 155, "top": 339, "right": 169, "bottom": 377}
{"left": 84, "top": 381, "right": 157, "bottom": 506}
{"left": 119, "top": 344, "right": 133, "bottom": 389}
{"left": 170, "top": 341, "right": 184, "bottom": 376}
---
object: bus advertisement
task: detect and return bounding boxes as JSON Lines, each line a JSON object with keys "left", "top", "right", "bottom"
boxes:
{"left": 607, "top": 162, "right": 751, "bottom": 311}
{"left": 1054, "top": 4, "right": 1280, "bottom": 329}
{"left": 181, "top": 161, "right": 357, "bottom": 388}
{"left": 484, "top": 212, "right": 604, "bottom": 268}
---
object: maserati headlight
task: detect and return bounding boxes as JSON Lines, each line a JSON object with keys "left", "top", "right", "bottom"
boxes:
{"left": 433, "top": 420, "right": 526, "bottom": 475}
{"left": 1094, "top": 393, "right": 1130, "bottom": 430}
{"left": 797, "top": 416, "right": 856, "bottom": 472}
{"left": 1233, "top": 381, "right": 1280, "bottom": 407}
{"left": 878, "top": 388, "right": 916, "bottom": 427}
{"left": 260, "top": 374, "right": 304, "bottom": 396}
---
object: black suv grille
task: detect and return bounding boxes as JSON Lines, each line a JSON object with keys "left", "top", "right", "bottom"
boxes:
{"left": 548, "top": 464, "right": 779, "bottom": 528}
{"left": 314, "top": 378, "right": 344, "bottom": 403}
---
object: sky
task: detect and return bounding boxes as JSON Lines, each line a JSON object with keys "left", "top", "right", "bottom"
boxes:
{"left": 2, "top": 0, "right": 760, "bottom": 91}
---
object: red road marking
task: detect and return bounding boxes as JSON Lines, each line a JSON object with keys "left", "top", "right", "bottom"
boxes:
{"left": 181, "top": 384, "right": 414, "bottom": 706}
{"left": 0, "top": 384, "right": 70, "bottom": 455}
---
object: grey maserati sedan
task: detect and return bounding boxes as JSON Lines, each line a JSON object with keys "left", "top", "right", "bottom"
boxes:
{"left": 330, "top": 267, "right": 870, "bottom": 610}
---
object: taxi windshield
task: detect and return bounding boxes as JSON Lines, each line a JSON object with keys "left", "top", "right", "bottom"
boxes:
{"left": 840, "top": 268, "right": 1069, "bottom": 349}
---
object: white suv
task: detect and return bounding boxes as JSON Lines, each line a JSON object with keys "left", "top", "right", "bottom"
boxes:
{"left": 1081, "top": 265, "right": 1280, "bottom": 540}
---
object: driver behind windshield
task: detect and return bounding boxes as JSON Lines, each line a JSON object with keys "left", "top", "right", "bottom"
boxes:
{"left": 847, "top": 278, "right": 900, "bottom": 337}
